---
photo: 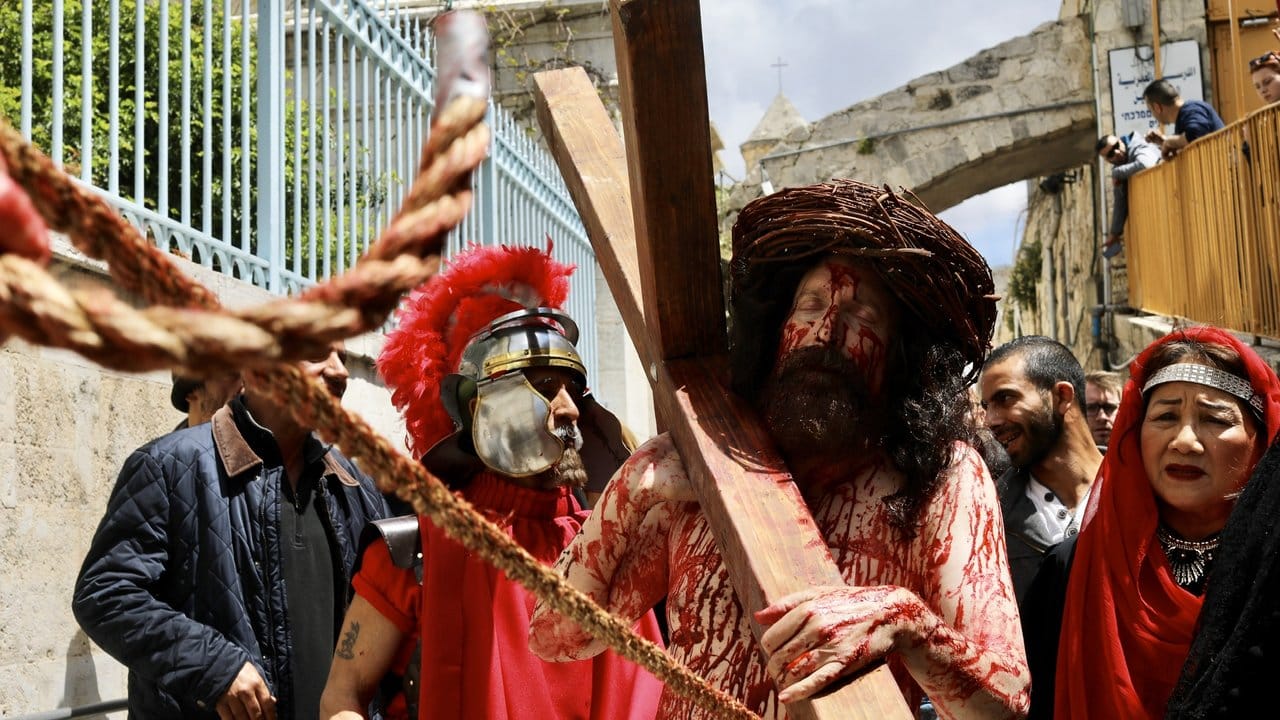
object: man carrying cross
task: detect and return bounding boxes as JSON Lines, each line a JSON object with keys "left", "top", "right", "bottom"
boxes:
{"left": 531, "top": 180, "right": 1030, "bottom": 719}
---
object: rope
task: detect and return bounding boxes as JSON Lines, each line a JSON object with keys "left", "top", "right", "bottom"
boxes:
{"left": 251, "top": 363, "right": 757, "bottom": 719}
{"left": 0, "top": 97, "right": 758, "bottom": 718}
{"left": 0, "top": 100, "right": 484, "bottom": 372}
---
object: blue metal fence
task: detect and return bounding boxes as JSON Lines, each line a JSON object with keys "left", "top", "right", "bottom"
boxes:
{"left": 8, "top": 0, "right": 598, "bottom": 378}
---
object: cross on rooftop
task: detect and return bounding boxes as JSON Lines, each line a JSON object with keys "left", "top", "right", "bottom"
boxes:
{"left": 771, "top": 56, "right": 788, "bottom": 94}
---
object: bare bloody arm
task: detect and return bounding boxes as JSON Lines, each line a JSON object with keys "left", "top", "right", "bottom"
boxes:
{"left": 894, "top": 445, "right": 1030, "bottom": 719}
{"left": 529, "top": 433, "right": 691, "bottom": 661}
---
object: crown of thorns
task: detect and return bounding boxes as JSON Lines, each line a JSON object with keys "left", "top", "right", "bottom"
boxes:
{"left": 730, "top": 179, "right": 997, "bottom": 377}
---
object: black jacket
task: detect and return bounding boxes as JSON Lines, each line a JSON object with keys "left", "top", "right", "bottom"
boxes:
{"left": 73, "top": 398, "right": 388, "bottom": 718}
{"left": 998, "top": 466, "right": 1065, "bottom": 606}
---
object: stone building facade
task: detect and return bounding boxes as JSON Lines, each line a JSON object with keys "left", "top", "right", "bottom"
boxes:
{"left": 999, "top": 0, "right": 1218, "bottom": 370}
{"left": 723, "top": 0, "right": 1257, "bottom": 373}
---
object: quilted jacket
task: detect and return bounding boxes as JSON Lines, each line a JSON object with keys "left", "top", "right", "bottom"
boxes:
{"left": 73, "top": 398, "right": 389, "bottom": 719}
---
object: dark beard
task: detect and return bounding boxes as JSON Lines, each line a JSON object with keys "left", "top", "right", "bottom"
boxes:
{"left": 546, "top": 446, "right": 588, "bottom": 489}
{"left": 1013, "top": 400, "right": 1064, "bottom": 469}
{"left": 761, "top": 345, "right": 880, "bottom": 461}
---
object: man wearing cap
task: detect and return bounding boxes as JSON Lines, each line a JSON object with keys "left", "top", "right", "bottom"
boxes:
{"left": 1095, "top": 131, "right": 1160, "bottom": 259}
{"left": 74, "top": 344, "right": 389, "bottom": 720}
{"left": 170, "top": 371, "right": 242, "bottom": 429}
{"left": 318, "top": 244, "right": 662, "bottom": 720}
{"left": 531, "top": 180, "right": 1029, "bottom": 719}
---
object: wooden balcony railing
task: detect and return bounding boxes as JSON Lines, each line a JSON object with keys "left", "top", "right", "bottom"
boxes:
{"left": 1127, "top": 103, "right": 1280, "bottom": 337}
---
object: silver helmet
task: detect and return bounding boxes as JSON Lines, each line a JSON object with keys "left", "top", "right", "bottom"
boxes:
{"left": 435, "top": 307, "right": 587, "bottom": 478}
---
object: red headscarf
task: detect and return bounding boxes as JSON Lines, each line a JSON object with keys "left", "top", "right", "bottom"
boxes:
{"left": 1056, "top": 327, "right": 1280, "bottom": 718}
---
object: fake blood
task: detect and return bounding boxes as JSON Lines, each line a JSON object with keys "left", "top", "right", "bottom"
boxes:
{"left": 0, "top": 157, "right": 51, "bottom": 265}
{"left": 537, "top": 439, "right": 1028, "bottom": 719}
{"left": 776, "top": 262, "right": 888, "bottom": 392}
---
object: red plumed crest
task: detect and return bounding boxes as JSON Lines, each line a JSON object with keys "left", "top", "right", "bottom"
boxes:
{"left": 378, "top": 241, "right": 575, "bottom": 458}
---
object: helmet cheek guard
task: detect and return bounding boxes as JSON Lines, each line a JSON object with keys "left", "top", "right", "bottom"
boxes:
{"left": 429, "top": 307, "right": 587, "bottom": 479}
{"left": 471, "top": 373, "right": 564, "bottom": 477}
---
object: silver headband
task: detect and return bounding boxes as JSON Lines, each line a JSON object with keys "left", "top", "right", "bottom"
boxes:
{"left": 1142, "top": 362, "right": 1266, "bottom": 417}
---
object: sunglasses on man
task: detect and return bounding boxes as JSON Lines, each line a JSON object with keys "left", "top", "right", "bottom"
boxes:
{"left": 1086, "top": 402, "right": 1119, "bottom": 416}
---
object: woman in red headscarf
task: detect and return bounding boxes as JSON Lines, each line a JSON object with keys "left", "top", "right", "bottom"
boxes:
{"left": 1051, "top": 326, "right": 1280, "bottom": 718}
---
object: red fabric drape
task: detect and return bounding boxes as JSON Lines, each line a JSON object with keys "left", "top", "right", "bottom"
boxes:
{"left": 1055, "top": 327, "right": 1280, "bottom": 719}
{"left": 418, "top": 473, "right": 664, "bottom": 720}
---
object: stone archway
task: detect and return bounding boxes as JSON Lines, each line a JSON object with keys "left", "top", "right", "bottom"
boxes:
{"left": 724, "top": 15, "right": 1097, "bottom": 223}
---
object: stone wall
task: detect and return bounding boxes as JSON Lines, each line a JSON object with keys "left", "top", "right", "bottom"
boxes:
{"left": 0, "top": 243, "right": 404, "bottom": 717}
{"left": 460, "top": 0, "right": 620, "bottom": 135}
{"left": 997, "top": 164, "right": 1106, "bottom": 367}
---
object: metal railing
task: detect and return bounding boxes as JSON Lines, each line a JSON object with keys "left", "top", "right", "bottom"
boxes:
{"left": 7, "top": 0, "right": 598, "bottom": 376}
{"left": 1126, "top": 103, "right": 1280, "bottom": 338}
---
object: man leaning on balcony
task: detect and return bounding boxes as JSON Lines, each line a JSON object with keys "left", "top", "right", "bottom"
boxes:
{"left": 1142, "top": 79, "right": 1225, "bottom": 161}
{"left": 1096, "top": 131, "right": 1160, "bottom": 259}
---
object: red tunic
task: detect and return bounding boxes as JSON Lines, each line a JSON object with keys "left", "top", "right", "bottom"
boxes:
{"left": 354, "top": 472, "right": 664, "bottom": 720}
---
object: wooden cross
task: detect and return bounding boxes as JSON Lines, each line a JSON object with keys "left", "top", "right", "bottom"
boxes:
{"left": 533, "top": 2, "right": 911, "bottom": 719}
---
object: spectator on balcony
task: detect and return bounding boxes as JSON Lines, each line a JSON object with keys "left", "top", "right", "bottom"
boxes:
{"left": 1250, "top": 51, "right": 1280, "bottom": 105}
{"left": 1096, "top": 132, "right": 1161, "bottom": 259}
{"left": 1143, "top": 80, "right": 1224, "bottom": 160}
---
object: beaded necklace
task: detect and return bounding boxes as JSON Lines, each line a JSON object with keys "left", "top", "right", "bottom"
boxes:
{"left": 1156, "top": 524, "right": 1220, "bottom": 594}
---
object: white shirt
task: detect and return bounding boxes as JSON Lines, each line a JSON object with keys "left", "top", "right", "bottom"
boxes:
{"left": 1025, "top": 475, "right": 1091, "bottom": 544}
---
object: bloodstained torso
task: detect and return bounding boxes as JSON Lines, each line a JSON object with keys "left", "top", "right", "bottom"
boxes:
{"left": 532, "top": 438, "right": 1022, "bottom": 720}
{"left": 660, "top": 465, "right": 927, "bottom": 718}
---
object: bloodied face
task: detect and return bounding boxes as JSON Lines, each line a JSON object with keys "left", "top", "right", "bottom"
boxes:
{"left": 775, "top": 257, "right": 896, "bottom": 392}
{"left": 762, "top": 257, "right": 898, "bottom": 459}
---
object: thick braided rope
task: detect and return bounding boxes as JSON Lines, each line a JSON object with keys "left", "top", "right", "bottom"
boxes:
{"left": 0, "top": 100, "right": 485, "bottom": 370}
{"left": 0, "top": 102, "right": 759, "bottom": 717}
{"left": 0, "top": 239, "right": 447, "bottom": 372}
{"left": 250, "top": 364, "right": 758, "bottom": 719}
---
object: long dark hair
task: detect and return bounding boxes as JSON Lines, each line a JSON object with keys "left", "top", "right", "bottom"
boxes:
{"left": 876, "top": 328, "right": 975, "bottom": 533}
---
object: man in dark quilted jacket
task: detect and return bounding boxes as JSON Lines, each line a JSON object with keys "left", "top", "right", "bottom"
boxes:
{"left": 73, "top": 344, "right": 389, "bottom": 720}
